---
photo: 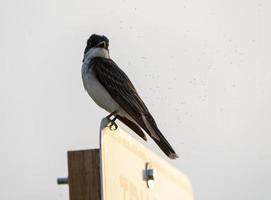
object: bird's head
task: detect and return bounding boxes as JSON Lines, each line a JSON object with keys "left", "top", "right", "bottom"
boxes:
{"left": 84, "top": 34, "right": 109, "bottom": 54}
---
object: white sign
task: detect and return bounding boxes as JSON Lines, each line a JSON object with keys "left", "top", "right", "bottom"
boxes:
{"left": 100, "top": 119, "right": 193, "bottom": 200}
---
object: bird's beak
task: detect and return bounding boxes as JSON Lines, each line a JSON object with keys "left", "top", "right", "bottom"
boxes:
{"left": 96, "top": 41, "right": 106, "bottom": 49}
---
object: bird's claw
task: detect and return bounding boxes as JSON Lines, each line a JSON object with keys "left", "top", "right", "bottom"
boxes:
{"left": 106, "top": 111, "right": 118, "bottom": 131}
{"left": 108, "top": 121, "right": 118, "bottom": 131}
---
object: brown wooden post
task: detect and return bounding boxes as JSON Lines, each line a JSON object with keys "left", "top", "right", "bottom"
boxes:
{"left": 67, "top": 149, "right": 101, "bottom": 200}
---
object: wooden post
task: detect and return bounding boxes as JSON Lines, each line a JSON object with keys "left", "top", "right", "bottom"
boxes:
{"left": 67, "top": 149, "right": 101, "bottom": 200}
{"left": 59, "top": 120, "right": 193, "bottom": 200}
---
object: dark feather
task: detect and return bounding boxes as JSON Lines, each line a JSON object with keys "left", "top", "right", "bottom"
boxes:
{"left": 91, "top": 57, "right": 178, "bottom": 159}
{"left": 118, "top": 116, "right": 147, "bottom": 141}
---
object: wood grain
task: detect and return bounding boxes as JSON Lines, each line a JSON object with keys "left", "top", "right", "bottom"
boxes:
{"left": 68, "top": 149, "right": 101, "bottom": 200}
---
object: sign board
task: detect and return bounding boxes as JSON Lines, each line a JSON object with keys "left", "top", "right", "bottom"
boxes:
{"left": 100, "top": 119, "right": 193, "bottom": 200}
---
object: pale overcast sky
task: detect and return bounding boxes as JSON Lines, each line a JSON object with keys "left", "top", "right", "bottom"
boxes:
{"left": 0, "top": 0, "right": 271, "bottom": 199}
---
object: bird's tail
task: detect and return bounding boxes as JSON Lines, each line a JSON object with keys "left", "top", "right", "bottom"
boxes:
{"left": 142, "top": 114, "right": 179, "bottom": 159}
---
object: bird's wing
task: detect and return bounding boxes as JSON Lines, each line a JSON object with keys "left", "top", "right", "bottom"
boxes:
{"left": 117, "top": 116, "right": 147, "bottom": 141}
{"left": 90, "top": 57, "right": 152, "bottom": 133}
{"left": 90, "top": 57, "right": 178, "bottom": 159}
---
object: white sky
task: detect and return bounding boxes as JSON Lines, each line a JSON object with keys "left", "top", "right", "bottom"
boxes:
{"left": 0, "top": 0, "right": 271, "bottom": 199}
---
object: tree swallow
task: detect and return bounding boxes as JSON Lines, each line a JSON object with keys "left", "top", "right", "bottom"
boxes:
{"left": 82, "top": 34, "right": 178, "bottom": 159}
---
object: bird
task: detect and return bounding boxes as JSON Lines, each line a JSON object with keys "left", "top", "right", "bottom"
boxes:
{"left": 81, "top": 34, "right": 178, "bottom": 159}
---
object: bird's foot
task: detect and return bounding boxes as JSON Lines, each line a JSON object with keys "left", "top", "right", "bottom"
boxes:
{"left": 106, "top": 112, "right": 118, "bottom": 131}
{"left": 106, "top": 111, "right": 117, "bottom": 120}
{"left": 108, "top": 120, "right": 118, "bottom": 131}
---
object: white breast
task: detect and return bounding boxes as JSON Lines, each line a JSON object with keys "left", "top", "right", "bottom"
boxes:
{"left": 82, "top": 48, "right": 120, "bottom": 113}
{"left": 84, "top": 47, "right": 110, "bottom": 61}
